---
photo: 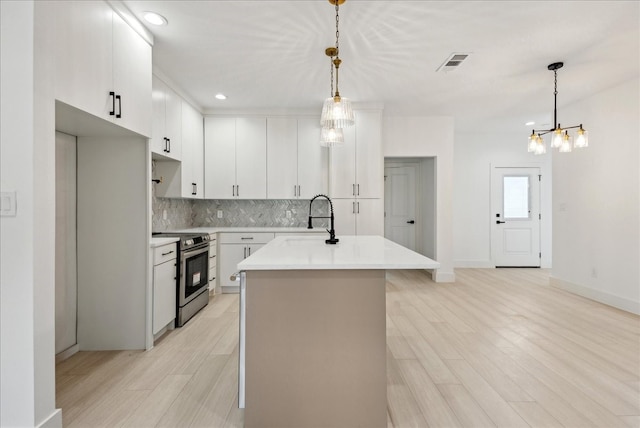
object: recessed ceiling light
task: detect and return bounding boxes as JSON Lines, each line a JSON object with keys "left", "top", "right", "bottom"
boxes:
{"left": 143, "top": 12, "right": 167, "bottom": 26}
{"left": 215, "top": 93, "right": 227, "bottom": 100}
{"left": 525, "top": 121, "right": 535, "bottom": 126}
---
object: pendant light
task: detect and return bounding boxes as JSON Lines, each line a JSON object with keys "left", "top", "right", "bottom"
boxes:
{"left": 320, "top": 0, "right": 354, "bottom": 132}
{"left": 320, "top": 47, "right": 345, "bottom": 146}
{"left": 528, "top": 62, "right": 588, "bottom": 155}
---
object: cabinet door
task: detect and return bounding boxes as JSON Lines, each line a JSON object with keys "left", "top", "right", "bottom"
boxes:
{"left": 298, "top": 117, "right": 329, "bottom": 199}
{"left": 354, "top": 111, "right": 382, "bottom": 198}
{"left": 236, "top": 118, "right": 267, "bottom": 199}
{"left": 355, "top": 198, "right": 384, "bottom": 236}
{"left": 267, "top": 118, "right": 298, "bottom": 199}
{"left": 246, "top": 243, "right": 265, "bottom": 258}
{"left": 329, "top": 125, "right": 357, "bottom": 198}
{"left": 181, "top": 101, "right": 204, "bottom": 198}
{"left": 219, "top": 244, "right": 246, "bottom": 291}
{"left": 54, "top": 1, "right": 113, "bottom": 120}
{"left": 151, "top": 75, "right": 168, "bottom": 156}
{"left": 205, "top": 117, "right": 236, "bottom": 199}
{"left": 163, "top": 83, "right": 182, "bottom": 160}
{"left": 153, "top": 259, "right": 176, "bottom": 334}
{"left": 112, "top": 12, "right": 152, "bottom": 137}
{"left": 331, "top": 199, "right": 357, "bottom": 236}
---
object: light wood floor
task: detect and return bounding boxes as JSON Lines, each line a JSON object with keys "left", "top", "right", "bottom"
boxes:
{"left": 56, "top": 269, "right": 640, "bottom": 427}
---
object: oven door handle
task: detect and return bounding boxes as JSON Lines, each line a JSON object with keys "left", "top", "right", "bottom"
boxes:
{"left": 181, "top": 246, "right": 209, "bottom": 260}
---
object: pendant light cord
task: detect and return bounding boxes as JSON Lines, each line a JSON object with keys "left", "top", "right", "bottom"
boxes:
{"left": 334, "top": 2, "right": 340, "bottom": 98}
{"left": 553, "top": 69, "right": 558, "bottom": 129}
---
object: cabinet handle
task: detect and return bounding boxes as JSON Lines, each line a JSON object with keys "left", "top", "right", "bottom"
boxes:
{"left": 161, "top": 250, "right": 174, "bottom": 256}
{"left": 115, "top": 94, "right": 122, "bottom": 118}
{"left": 352, "top": 202, "right": 355, "bottom": 214}
{"left": 236, "top": 185, "right": 240, "bottom": 197}
{"left": 357, "top": 202, "right": 360, "bottom": 214}
{"left": 109, "top": 92, "right": 116, "bottom": 116}
{"left": 163, "top": 138, "right": 168, "bottom": 153}
{"left": 298, "top": 185, "right": 301, "bottom": 197}
{"left": 243, "top": 247, "right": 247, "bottom": 258}
{"left": 192, "top": 183, "right": 197, "bottom": 196}
{"left": 167, "top": 138, "right": 171, "bottom": 153}
{"left": 352, "top": 184, "right": 355, "bottom": 196}
{"left": 232, "top": 185, "right": 235, "bottom": 197}
{"left": 241, "top": 237, "right": 254, "bottom": 240}
{"left": 294, "top": 185, "right": 297, "bottom": 197}
{"left": 248, "top": 247, "right": 251, "bottom": 256}
{"left": 357, "top": 184, "right": 360, "bottom": 196}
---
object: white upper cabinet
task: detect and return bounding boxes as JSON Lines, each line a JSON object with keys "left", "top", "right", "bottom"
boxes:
{"left": 329, "top": 110, "right": 382, "bottom": 199}
{"left": 151, "top": 75, "right": 183, "bottom": 160}
{"left": 55, "top": 2, "right": 152, "bottom": 137}
{"left": 205, "top": 117, "right": 267, "bottom": 199}
{"left": 332, "top": 198, "right": 384, "bottom": 237}
{"left": 182, "top": 101, "right": 204, "bottom": 199}
{"left": 266, "top": 117, "right": 328, "bottom": 199}
{"left": 236, "top": 118, "right": 267, "bottom": 199}
{"left": 296, "top": 117, "right": 329, "bottom": 199}
{"left": 267, "top": 118, "right": 298, "bottom": 199}
{"left": 155, "top": 100, "right": 204, "bottom": 199}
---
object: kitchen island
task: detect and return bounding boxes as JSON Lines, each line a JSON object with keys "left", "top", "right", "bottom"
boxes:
{"left": 237, "top": 235, "right": 440, "bottom": 428}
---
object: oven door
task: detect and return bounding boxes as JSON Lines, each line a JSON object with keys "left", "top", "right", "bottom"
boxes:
{"left": 179, "top": 245, "right": 209, "bottom": 306}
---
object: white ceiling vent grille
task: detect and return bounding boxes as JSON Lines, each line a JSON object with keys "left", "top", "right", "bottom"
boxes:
{"left": 437, "top": 53, "right": 471, "bottom": 72}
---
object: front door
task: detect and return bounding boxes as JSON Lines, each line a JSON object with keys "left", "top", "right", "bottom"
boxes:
{"left": 491, "top": 167, "right": 541, "bottom": 267}
{"left": 384, "top": 165, "right": 417, "bottom": 251}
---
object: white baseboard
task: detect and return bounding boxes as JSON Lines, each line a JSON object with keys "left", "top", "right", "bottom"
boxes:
{"left": 432, "top": 269, "right": 455, "bottom": 283}
{"left": 454, "top": 260, "right": 495, "bottom": 268}
{"left": 550, "top": 276, "right": 640, "bottom": 315}
{"left": 55, "top": 344, "right": 79, "bottom": 363}
{"left": 37, "top": 409, "right": 62, "bottom": 428}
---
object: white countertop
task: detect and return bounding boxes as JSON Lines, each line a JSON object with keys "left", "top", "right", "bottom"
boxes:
{"left": 237, "top": 235, "right": 440, "bottom": 271}
{"left": 173, "top": 227, "right": 326, "bottom": 235}
{"left": 150, "top": 236, "right": 180, "bottom": 248}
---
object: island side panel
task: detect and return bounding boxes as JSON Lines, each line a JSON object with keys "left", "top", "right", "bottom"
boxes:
{"left": 244, "top": 269, "right": 387, "bottom": 428}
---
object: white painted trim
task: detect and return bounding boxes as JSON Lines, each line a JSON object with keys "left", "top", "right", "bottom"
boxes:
{"left": 432, "top": 269, "right": 455, "bottom": 283}
{"left": 54, "top": 344, "right": 79, "bottom": 363}
{"left": 107, "top": 1, "right": 154, "bottom": 45}
{"left": 37, "top": 409, "right": 62, "bottom": 428}
{"left": 550, "top": 276, "right": 640, "bottom": 315}
{"left": 454, "top": 260, "right": 495, "bottom": 268}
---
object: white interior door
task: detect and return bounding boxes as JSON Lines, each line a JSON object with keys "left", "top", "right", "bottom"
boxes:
{"left": 384, "top": 166, "right": 417, "bottom": 251}
{"left": 491, "top": 167, "right": 541, "bottom": 267}
{"left": 55, "top": 131, "right": 77, "bottom": 354}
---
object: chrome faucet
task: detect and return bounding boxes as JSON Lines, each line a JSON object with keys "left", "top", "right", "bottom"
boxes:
{"left": 307, "top": 194, "right": 339, "bottom": 245}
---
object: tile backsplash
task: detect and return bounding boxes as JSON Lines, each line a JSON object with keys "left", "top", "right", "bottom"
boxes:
{"left": 152, "top": 198, "right": 329, "bottom": 231}
{"left": 152, "top": 161, "right": 330, "bottom": 231}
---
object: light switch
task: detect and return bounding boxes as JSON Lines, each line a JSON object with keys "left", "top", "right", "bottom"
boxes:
{"left": 0, "top": 191, "right": 17, "bottom": 217}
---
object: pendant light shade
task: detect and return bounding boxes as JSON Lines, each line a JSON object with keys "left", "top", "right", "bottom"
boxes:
{"left": 320, "top": 96, "right": 354, "bottom": 129}
{"left": 574, "top": 126, "right": 589, "bottom": 148}
{"left": 319, "top": 126, "right": 344, "bottom": 147}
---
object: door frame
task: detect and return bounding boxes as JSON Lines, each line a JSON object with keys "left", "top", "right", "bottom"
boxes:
{"left": 384, "top": 159, "right": 423, "bottom": 254}
{"left": 489, "top": 162, "right": 551, "bottom": 268}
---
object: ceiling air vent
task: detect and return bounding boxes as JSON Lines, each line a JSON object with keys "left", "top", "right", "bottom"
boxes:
{"left": 437, "top": 53, "right": 471, "bottom": 72}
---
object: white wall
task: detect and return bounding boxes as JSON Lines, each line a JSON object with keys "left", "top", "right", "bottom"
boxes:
{"left": 453, "top": 132, "right": 552, "bottom": 268}
{"left": 382, "top": 116, "right": 455, "bottom": 282}
{"left": 551, "top": 78, "right": 640, "bottom": 313}
{"left": 1, "top": 1, "right": 61, "bottom": 426}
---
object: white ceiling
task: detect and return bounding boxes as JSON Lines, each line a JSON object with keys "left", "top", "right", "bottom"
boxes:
{"left": 123, "top": 0, "right": 639, "bottom": 132}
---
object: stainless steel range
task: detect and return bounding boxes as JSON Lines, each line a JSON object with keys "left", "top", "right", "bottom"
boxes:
{"left": 153, "top": 232, "right": 210, "bottom": 326}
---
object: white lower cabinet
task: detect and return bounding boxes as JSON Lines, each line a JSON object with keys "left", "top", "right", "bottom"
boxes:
{"left": 152, "top": 243, "right": 177, "bottom": 335}
{"left": 332, "top": 198, "right": 384, "bottom": 236}
{"left": 218, "top": 232, "right": 274, "bottom": 293}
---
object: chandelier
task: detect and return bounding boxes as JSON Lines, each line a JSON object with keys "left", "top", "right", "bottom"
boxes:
{"left": 528, "top": 62, "right": 588, "bottom": 155}
{"left": 320, "top": 0, "right": 354, "bottom": 146}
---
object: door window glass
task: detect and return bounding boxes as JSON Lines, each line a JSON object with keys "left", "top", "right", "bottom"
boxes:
{"left": 503, "top": 176, "right": 529, "bottom": 219}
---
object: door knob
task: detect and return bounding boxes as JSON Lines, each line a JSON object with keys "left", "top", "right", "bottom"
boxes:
{"left": 407, "top": 220, "right": 415, "bottom": 224}
{"left": 496, "top": 220, "right": 506, "bottom": 224}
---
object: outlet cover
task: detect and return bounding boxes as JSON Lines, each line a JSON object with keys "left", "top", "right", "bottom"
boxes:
{"left": 217, "top": 210, "right": 223, "bottom": 219}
